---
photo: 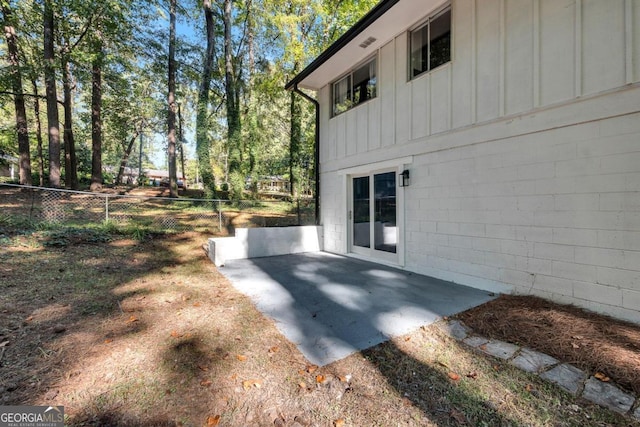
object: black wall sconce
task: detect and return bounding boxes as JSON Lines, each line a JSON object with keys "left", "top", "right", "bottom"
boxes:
{"left": 400, "top": 169, "right": 410, "bottom": 187}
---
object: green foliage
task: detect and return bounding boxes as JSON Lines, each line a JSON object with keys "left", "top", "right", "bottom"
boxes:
{"left": 0, "top": 0, "right": 380, "bottom": 197}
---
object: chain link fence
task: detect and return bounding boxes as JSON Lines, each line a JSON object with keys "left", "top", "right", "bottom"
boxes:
{"left": 0, "top": 183, "right": 316, "bottom": 236}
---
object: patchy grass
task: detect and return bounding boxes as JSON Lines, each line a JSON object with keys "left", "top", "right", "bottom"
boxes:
{"left": 0, "top": 230, "right": 638, "bottom": 426}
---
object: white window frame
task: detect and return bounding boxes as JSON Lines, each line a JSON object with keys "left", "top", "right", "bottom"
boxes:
{"left": 331, "top": 55, "right": 378, "bottom": 117}
{"left": 408, "top": 4, "right": 452, "bottom": 81}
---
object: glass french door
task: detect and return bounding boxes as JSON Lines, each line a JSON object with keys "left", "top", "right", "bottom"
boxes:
{"left": 350, "top": 171, "right": 398, "bottom": 262}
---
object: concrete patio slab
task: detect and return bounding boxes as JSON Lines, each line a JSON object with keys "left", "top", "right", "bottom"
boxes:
{"left": 218, "top": 252, "right": 496, "bottom": 366}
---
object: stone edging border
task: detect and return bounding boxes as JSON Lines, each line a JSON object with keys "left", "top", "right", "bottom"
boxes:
{"left": 437, "top": 319, "right": 640, "bottom": 421}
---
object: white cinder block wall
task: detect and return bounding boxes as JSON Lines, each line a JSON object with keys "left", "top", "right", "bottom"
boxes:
{"left": 404, "top": 108, "right": 640, "bottom": 323}
{"left": 315, "top": 0, "right": 640, "bottom": 323}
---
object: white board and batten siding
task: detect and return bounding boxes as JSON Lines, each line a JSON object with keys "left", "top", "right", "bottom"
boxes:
{"left": 319, "top": 0, "right": 640, "bottom": 322}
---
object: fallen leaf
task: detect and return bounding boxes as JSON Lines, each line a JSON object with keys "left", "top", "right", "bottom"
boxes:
{"left": 338, "top": 374, "right": 352, "bottom": 383}
{"left": 205, "top": 415, "right": 221, "bottom": 426}
{"left": 268, "top": 346, "right": 279, "bottom": 353}
{"left": 0, "top": 341, "right": 10, "bottom": 348}
{"left": 242, "top": 379, "right": 263, "bottom": 390}
{"left": 104, "top": 339, "right": 113, "bottom": 344}
{"left": 298, "top": 381, "right": 306, "bottom": 389}
{"left": 315, "top": 374, "right": 326, "bottom": 384}
{"left": 404, "top": 336, "right": 411, "bottom": 342}
{"left": 594, "top": 372, "right": 610, "bottom": 382}
{"left": 334, "top": 419, "right": 345, "bottom": 427}
{"left": 25, "top": 316, "right": 34, "bottom": 322}
{"left": 572, "top": 335, "right": 584, "bottom": 340}
{"left": 197, "top": 364, "right": 209, "bottom": 372}
{"left": 306, "top": 364, "right": 318, "bottom": 374}
{"left": 479, "top": 344, "right": 487, "bottom": 351}
{"left": 193, "top": 302, "right": 201, "bottom": 307}
{"left": 125, "top": 315, "right": 138, "bottom": 323}
{"left": 236, "top": 354, "right": 247, "bottom": 361}
{"left": 200, "top": 379, "right": 212, "bottom": 387}
{"left": 170, "top": 330, "right": 183, "bottom": 338}
{"left": 571, "top": 342, "right": 580, "bottom": 349}
{"left": 448, "top": 372, "right": 461, "bottom": 381}
{"left": 525, "top": 384, "right": 533, "bottom": 392}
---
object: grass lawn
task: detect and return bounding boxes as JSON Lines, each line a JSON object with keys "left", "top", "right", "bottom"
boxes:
{"left": 0, "top": 228, "right": 638, "bottom": 426}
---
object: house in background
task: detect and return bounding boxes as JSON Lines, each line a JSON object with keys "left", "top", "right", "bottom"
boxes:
{"left": 287, "top": 0, "right": 640, "bottom": 323}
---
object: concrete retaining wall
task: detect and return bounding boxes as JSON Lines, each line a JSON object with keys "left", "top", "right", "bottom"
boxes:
{"left": 208, "top": 226, "right": 323, "bottom": 266}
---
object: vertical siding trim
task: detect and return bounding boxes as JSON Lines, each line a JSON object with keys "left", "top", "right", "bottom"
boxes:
{"left": 625, "top": 0, "right": 633, "bottom": 84}
{"left": 499, "top": 0, "right": 506, "bottom": 117}
{"left": 448, "top": 64, "right": 453, "bottom": 130}
{"left": 471, "top": 0, "right": 477, "bottom": 123}
{"left": 533, "top": 0, "right": 541, "bottom": 108}
{"left": 575, "top": 0, "right": 583, "bottom": 97}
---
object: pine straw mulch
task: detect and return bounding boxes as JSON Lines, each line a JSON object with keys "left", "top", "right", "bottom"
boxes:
{"left": 456, "top": 294, "right": 640, "bottom": 396}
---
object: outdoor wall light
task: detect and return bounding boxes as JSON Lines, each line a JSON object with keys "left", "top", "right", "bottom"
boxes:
{"left": 400, "top": 169, "right": 410, "bottom": 187}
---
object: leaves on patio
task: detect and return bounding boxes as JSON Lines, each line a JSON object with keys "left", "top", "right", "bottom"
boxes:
{"left": 594, "top": 372, "right": 610, "bottom": 382}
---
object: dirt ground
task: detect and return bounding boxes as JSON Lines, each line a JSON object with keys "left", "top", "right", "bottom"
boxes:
{"left": 0, "top": 228, "right": 639, "bottom": 426}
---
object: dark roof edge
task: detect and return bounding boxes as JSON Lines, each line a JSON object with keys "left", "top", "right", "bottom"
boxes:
{"left": 285, "top": 0, "right": 400, "bottom": 90}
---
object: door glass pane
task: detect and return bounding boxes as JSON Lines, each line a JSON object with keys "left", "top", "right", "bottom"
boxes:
{"left": 374, "top": 172, "right": 397, "bottom": 253}
{"left": 353, "top": 176, "right": 370, "bottom": 248}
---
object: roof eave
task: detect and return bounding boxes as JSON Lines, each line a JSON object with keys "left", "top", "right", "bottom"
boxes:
{"left": 285, "top": 0, "right": 400, "bottom": 91}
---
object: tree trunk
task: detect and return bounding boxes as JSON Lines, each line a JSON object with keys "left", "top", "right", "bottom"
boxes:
{"left": 177, "top": 103, "right": 186, "bottom": 183}
{"left": 2, "top": 5, "right": 32, "bottom": 185}
{"left": 90, "top": 37, "right": 103, "bottom": 191}
{"left": 44, "top": 0, "right": 61, "bottom": 187}
{"left": 31, "top": 80, "right": 45, "bottom": 186}
{"left": 223, "top": 0, "right": 241, "bottom": 177}
{"left": 115, "top": 130, "right": 140, "bottom": 185}
{"left": 167, "top": 0, "right": 178, "bottom": 197}
{"left": 195, "top": 0, "right": 216, "bottom": 195}
{"left": 61, "top": 55, "right": 78, "bottom": 189}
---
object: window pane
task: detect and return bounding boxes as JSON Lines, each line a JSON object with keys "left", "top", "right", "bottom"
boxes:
{"left": 333, "top": 75, "right": 351, "bottom": 115}
{"left": 374, "top": 172, "right": 396, "bottom": 253}
{"left": 352, "top": 58, "right": 377, "bottom": 105}
{"left": 429, "top": 9, "right": 451, "bottom": 70}
{"left": 353, "top": 176, "right": 370, "bottom": 248}
{"left": 410, "top": 24, "right": 429, "bottom": 78}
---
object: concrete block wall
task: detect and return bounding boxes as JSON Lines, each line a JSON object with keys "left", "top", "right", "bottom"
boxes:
{"left": 404, "top": 109, "right": 640, "bottom": 323}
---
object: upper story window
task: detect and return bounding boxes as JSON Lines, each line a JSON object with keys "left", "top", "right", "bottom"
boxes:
{"left": 409, "top": 6, "right": 451, "bottom": 80}
{"left": 332, "top": 57, "right": 377, "bottom": 116}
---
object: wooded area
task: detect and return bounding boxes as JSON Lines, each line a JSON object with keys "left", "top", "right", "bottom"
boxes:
{"left": 0, "top": 0, "right": 377, "bottom": 197}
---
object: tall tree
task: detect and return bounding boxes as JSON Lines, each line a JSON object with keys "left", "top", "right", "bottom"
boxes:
{"left": 167, "top": 0, "right": 178, "bottom": 196}
{"left": 223, "top": 0, "right": 242, "bottom": 191}
{"left": 195, "top": 0, "right": 216, "bottom": 195}
{"left": 90, "top": 32, "right": 103, "bottom": 190}
{"left": 1, "top": 1, "right": 32, "bottom": 185}
{"left": 43, "top": 0, "right": 61, "bottom": 187}
{"left": 31, "top": 79, "right": 45, "bottom": 186}
{"left": 61, "top": 53, "right": 78, "bottom": 188}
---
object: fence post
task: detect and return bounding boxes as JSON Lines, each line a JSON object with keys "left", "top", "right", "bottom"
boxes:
{"left": 218, "top": 200, "right": 222, "bottom": 232}
{"left": 105, "top": 195, "right": 109, "bottom": 222}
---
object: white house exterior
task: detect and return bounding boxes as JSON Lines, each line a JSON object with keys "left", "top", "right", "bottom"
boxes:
{"left": 287, "top": 0, "right": 640, "bottom": 323}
